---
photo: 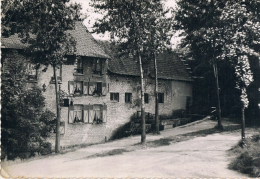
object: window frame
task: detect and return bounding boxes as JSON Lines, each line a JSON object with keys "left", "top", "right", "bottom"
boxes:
{"left": 74, "top": 57, "right": 83, "bottom": 75}
{"left": 158, "top": 93, "right": 164, "bottom": 103}
{"left": 68, "top": 104, "right": 107, "bottom": 124}
{"left": 73, "top": 81, "right": 83, "bottom": 95}
{"left": 92, "top": 58, "right": 103, "bottom": 76}
{"left": 51, "top": 65, "right": 62, "bottom": 84}
{"left": 110, "top": 92, "right": 119, "bottom": 102}
{"left": 125, "top": 93, "right": 132, "bottom": 103}
{"left": 68, "top": 105, "right": 84, "bottom": 124}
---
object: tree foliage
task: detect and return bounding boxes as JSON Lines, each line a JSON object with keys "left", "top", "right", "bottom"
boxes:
{"left": 1, "top": 53, "right": 55, "bottom": 159}
{"left": 2, "top": 0, "right": 82, "bottom": 152}
{"left": 175, "top": 0, "right": 259, "bottom": 120}
{"left": 219, "top": 0, "right": 259, "bottom": 108}
{"left": 92, "top": 0, "right": 172, "bottom": 60}
{"left": 2, "top": 0, "right": 81, "bottom": 67}
{"left": 92, "top": 0, "right": 172, "bottom": 139}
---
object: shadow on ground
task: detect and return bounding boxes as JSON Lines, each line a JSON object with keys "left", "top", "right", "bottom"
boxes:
{"left": 72, "top": 123, "right": 241, "bottom": 161}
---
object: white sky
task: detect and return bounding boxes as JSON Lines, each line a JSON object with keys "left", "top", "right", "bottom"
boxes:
{"left": 70, "top": 0, "right": 181, "bottom": 48}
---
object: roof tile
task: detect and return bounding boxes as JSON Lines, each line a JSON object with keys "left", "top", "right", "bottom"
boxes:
{"left": 1, "top": 22, "right": 110, "bottom": 59}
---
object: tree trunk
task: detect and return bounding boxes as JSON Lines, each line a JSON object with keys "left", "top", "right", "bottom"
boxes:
{"left": 241, "top": 106, "right": 245, "bottom": 141}
{"left": 213, "top": 62, "right": 223, "bottom": 130}
{"left": 53, "top": 65, "right": 61, "bottom": 153}
{"left": 138, "top": 54, "right": 146, "bottom": 144}
{"left": 154, "top": 54, "right": 159, "bottom": 134}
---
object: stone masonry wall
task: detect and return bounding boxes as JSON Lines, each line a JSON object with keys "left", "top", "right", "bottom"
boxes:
{"left": 3, "top": 50, "right": 192, "bottom": 148}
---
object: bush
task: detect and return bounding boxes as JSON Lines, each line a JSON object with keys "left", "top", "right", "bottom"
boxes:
{"left": 1, "top": 57, "right": 55, "bottom": 160}
{"left": 229, "top": 134, "right": 260, "bottom": 177}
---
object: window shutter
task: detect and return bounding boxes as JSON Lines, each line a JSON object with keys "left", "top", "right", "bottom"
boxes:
{"left": 102, "top": 83, "right": 107, "bottom": 96}
{"left": 88, "top": 82, "right": 95, "bottom": 95}
{"left": 68, "top": 81, "right": 74, "bottom": 94}
{"left": 68, "top": 106, "right": 74, "bottom": 123}
{"left": 83, "top": 82, "right": 88, "bottom": 95}
{"left": 102, "top": 104, "right": 107, "bottom": 123}
{"left": 88, "top": 105, "right": 94, "bottom": 123}
{"left": 83, "top": 105, "right": 89, "bottom": 123}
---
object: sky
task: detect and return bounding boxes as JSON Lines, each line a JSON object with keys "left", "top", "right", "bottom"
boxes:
{"left": 70, "top": 0, "right": 181, "bottom": 48}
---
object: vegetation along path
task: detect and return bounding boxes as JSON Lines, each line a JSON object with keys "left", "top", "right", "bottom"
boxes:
{"left": 2, "top": 119, "right": 254, "bottom": 178}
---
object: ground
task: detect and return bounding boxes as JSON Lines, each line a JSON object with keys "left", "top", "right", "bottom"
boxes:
{"left": 1, "top": 118, "right": 257, "bottom": 178}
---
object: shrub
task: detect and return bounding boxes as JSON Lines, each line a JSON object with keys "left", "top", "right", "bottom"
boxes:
{"left": 229, "top": 134, "right": 260, "bottom": 177}
{"left": 1, "top": 57, "right": 55, "bottom": 160}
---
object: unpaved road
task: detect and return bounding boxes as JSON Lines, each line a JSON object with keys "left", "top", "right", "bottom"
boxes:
{"left": 1, "top": 119, "right": 248, "bottom": 178}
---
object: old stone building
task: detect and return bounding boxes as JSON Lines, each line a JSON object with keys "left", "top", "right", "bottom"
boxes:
{"left": 1, "top": 22, "right": 192, "bottom": 148}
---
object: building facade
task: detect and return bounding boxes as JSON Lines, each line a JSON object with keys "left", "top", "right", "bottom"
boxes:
{"left": 1, "top": 22, "right": 192, "bottom": 148}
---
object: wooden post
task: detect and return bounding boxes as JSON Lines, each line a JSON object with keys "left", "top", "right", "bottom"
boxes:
{"left": 53, "top": 65, "right": 61, "bottom": 153}
{"left": 154, "top": 53, "right": 160, "bottom": 134}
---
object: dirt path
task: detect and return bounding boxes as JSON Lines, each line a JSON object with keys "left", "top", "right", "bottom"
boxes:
{"left": 1, "top": 119, "right": 248, "bottom": 178}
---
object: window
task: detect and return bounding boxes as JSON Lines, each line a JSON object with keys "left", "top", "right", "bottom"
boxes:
{"left": 51, "top": 65, "right": 62, "bottom": 83}
{"left": 74, "top": 81, "right": 83, "bottom": 94}
{"left": 110, "top": 93, "right": 119, "bottom": 102}
{"left": 93, "top": 105, "right": 102, "bottom": 123}
{"left": 92, "top": 59, "right": 102, "bottom": 75}
{"left": 89, "top": 82, "right": 102, "bottom": 96}
{"left": 26, "top": 63, "right": 37, "bottom": 81}
{"left": 125, "top": 93, "right": 132, "bottom": 103}
{"left": 68, "top": 81, "right": 85, "bottom": 95}
{"left": 144, "top": 93, "right": 149, "bottom": 104}
{"left": 89, "top": 104, "right": 107, "bottom": 124}
{"left": 68, "top": 81, "right": 108, "bottom": 96}
{"left": 158, "top": 93, "right": 164, "bottom": 103}
{"left": 69, "top": 104, "right": 107, "bottom": 124}
{"left": 89, "top": 82, "right": 108, "bottom": 96}
{"left": 74, "top": 57, "right": 83, "bottom": 74}
{"left": 69, "top": 105, "right": 84, "bottom": 123}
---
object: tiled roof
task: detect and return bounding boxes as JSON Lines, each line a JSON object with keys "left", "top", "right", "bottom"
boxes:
{"left": 1, "top": 34, "right": 28, "bottom": 49}
{"left": 1, "top": 22, "right": 110, "bottom": 59}
{"left": 98, "top": 40, "right": 192, "bottom": 82}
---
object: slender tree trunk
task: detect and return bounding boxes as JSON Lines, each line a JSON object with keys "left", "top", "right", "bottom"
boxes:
{"left": 211, "top": 0, "right": 223, "bottom": 130}
{"left": 213, "top": 62, "right": 223, "bottom": 129}
{"left": 154, "top": 54, "right": 159, "bottom": 134}
{"left": 138, "top": 54, "right": 146, "bottom": 144}
{"left": 241, "top": 106, "right": 245, "bottom": 141}
{"left": 53, "top": 65, "right": 61, "bottom": 153}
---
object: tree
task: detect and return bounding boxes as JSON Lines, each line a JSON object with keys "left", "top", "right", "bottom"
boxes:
{"left": 92, "top": 0, "right": 172, "bottom": 139}
{"left": 2, "top": 0, "right": 81, "bottom": 153}
{"left": 1, "top": 53, "right": 55, "bottom": 159}
{"left": 175, "top": 0, "right": 227, "bottom": 129}
{"left": 175, "top": 0, "right": 259, "bottom": 131}
{"left": 92, "top": 0, "right": 148, "bottom": 143}
{"left": 218, "top": 0, "right": 259, "bottom": 141}
{"left": 143, "top": 1, "right": 172, "bottom": 134}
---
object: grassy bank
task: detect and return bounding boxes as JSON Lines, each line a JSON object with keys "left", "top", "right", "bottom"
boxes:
{"left": 229, "top": 134, "right": 260, "bottom": 177}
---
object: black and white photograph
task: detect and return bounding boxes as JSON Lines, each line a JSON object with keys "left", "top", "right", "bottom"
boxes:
{"left": 1, "top": 0, "right": 260, "bottom": 178}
